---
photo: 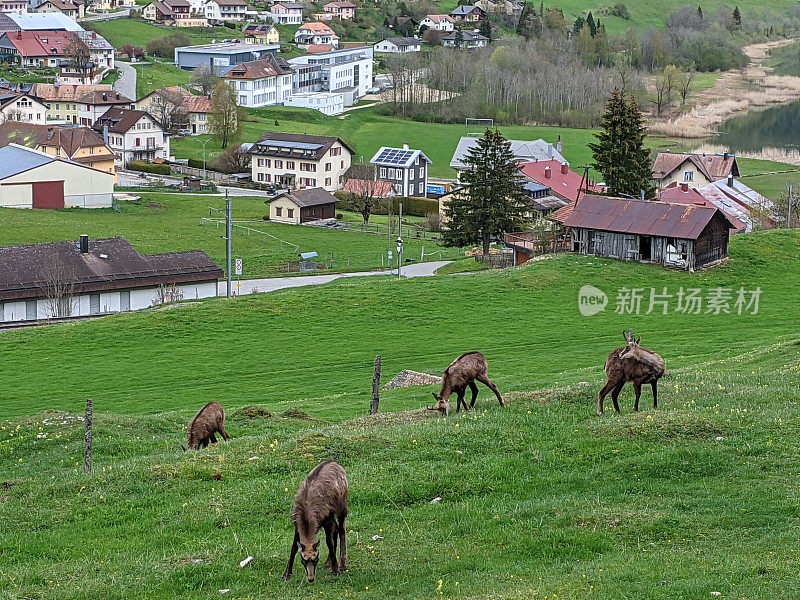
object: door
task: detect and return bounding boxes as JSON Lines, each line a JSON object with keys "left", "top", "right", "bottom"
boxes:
{"left": 639, "top": 236, "right": 651, "bottom": 260}
{"left": 32, "top": 181, "right": 64, "bottom": 209}
{"left": 119, "top": 291, "right": 130, "bottom": 312}
{"left": 89, "top": 294, "right": 101, "bottom": 315}
{"left": 25, "top": 300, "right": 36, "bottom": 320}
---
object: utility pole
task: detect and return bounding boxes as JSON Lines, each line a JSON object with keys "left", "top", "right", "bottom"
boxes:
{"left": 226, "top": 190, "right": 232, "bottom": 298}
{"left": 397, "top": 202, "right": 403, "bottom": 279}
{"left": 788, "top": 184, "right": 793, "bottom": 229}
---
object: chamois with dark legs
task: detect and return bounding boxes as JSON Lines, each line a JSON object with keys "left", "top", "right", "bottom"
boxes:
{"left": 182, "top": 402, "right": 230, "bottom": 451}
{"left": 598, "top": 329, "right": 665, "bottom": 416}
{"left": 283, "top": 460, "right": 349, "bottom": 582}
{"left": 429, "top": 351, "right": 504, "bottom": 417}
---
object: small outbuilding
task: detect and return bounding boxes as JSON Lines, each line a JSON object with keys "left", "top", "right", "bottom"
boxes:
{"left": 268, "top": 187, "right": 339, "bottom": 224}
{"left": 550, "top": 194, "right": 734, "bottom": 271}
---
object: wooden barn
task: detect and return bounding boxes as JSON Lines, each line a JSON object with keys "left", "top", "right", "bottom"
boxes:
{"left": 550, "top": 195, "right": 733, "bottom": 271}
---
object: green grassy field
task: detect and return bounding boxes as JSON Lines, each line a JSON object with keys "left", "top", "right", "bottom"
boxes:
{"left": 1, "top": 230, "right": 799, "bottom": 599}
{"left": 134, "top": 61, "right": 192, "bottom": 98}
{"left": 0, "top": 193, "right": 453, "bottom": 277}
{"left": 86, "top": 19, "right": 237, "bottom": 49}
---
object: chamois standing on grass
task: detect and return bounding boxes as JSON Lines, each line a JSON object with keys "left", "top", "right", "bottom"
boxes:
{"left": 283, "top": 460, "right": 349, "bottom": 582}
{"left": 182, "top": 402, "right": 230, "bottom": 451}
{"left": 429, "top": 351, "right": 505, "bottom": 417}
{"left": 598, "top": 330, "right": 665, "bottom": 416}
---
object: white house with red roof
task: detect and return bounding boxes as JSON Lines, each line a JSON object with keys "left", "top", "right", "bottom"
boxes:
{"left": 420, "top": 14, "right": 454, "bottom": 31}
{"left": 92, "top": 108, "right": 170, "bottom": 166}
{"left": 221, "top": 54, "right": 293, "bottom": 108}
{"left": 294, "top": 21, "right": 339, "bottom": 48}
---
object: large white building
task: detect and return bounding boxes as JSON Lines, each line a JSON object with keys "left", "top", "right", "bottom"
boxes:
{"left": 283, "top": 91, "right": 344, "bottom": 116}
{"left": 0, "top": 236, "right": 222, "bottom": 322}
{"left": 249, "top": 131, "right": 353, "bottom": 192}
{"left": 204, "top": 0, "right": 247, "bottom": 21}
{"left": 289, "top": 46, "right": 373, "bottom": 106}
{"left": 0, "top": 143, "right": 114, "bottom": 209}
{"left": 92, "top": 107, "right": 170, "bottom": 166}
{"left": 221, "top": 54, "right": 293, "bottom": 108}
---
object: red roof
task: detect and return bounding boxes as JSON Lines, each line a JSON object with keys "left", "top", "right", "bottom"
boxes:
{"left": 343, "top": 178, "right": 394, "bottom": 197}
{"left": 306, "top": 44, "right": 335, "bottom": 53}
{"left": 3, "top": 30, "right": 76, "bottom": 58}
{"left": 659, "top": 182, "right": 746, "bottom": 232}
{"left": 517, "top": 160, "right": 596, "bottom": 202}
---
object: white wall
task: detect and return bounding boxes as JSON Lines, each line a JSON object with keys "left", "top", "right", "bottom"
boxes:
{"left": 0, "top": 159, "right": 114, "bottom": 208}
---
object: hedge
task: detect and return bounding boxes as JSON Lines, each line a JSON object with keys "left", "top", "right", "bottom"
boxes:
{"left": 187, "top": 158, "right": 206, "bottom": 169}
{"left": 333, "top": 192, "right": 439, "bottom": 217}
{"left": 128, "top": 161, "right": 171, "bottom": 175}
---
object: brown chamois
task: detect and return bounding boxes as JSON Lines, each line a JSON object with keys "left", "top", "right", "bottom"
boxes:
{"left": 181, "top": 402, "right": 230, "bottom": 451}
{"left": 428, "top": 351, "right": 504, "bottom": 417}
{"left": 598, "top": 329, "right": 665, "bottom": 416}
{"left": 282, "top": 460, "right": 349, "bottom": 582}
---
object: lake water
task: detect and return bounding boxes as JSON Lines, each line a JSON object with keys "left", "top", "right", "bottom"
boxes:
{"left": 715, "top": 99, "right": 800, "bottom": 153}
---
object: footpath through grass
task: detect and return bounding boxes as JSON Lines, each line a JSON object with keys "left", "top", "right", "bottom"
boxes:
{"left": 1, "top": 231, "right": 799, "bottom": 599}
{"left": 0, "top": 193, "right": 453, "bottom": 278}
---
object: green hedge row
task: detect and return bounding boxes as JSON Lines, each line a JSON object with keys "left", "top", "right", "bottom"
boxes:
{"left": 128, "top": 161, "right": 171, "bottom": 175}
{"left": 333, "top": 192, "right": 439, "bottom": 217}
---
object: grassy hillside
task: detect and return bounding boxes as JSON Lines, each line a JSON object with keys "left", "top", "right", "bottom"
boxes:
{"left": 134, "top": 61, "right": 192, "bottom": 98}
{"left": 1, "top": 230, "right": 799, "bottom": 599}
{"left": 0, "top": 193, "right": 452, "bottom": 277}
{"left": 86, "top": 19, "right": 236, "bottom": 49}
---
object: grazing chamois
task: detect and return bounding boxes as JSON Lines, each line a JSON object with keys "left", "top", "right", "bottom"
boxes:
{"left": 182, "top": 402, "right": 230, "bottom": 451}
{"left": 598, "top": 329, "right": 665, "bottom": 416}
{"left": 429, "top": 351, "right": 504, "bottom": 417}
{"left": 283, "top": 460, "right": 349, "bottom": 582}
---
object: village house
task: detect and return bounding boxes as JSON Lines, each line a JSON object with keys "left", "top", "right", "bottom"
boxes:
{"left": 92, "top": 107, "right": 170, "bottom": 166}
{"left": 0, "top": 0, "right": 27, "bottom": 13}
{"left": 450, "top": 4, "right": 485, "bottom": 21}
{"left": 549, "top": 194, "right": 734, "bottom": 271}
{"left": 475, "top": 0, "right": 523, "bottom": 16}
{"left": 174, "top": 41, "right": 279, "bottom": 73}
{"left": 652, "top": 151, "right": 739, "bottom": 189}
{"left": 204, "top": 0, "right": 248, "bottom": 21}
{"left": 0, "top": 236, "right": 222, "bottom": 322}
{"left": 450, "top": 136, "right": 566, "bottom": 181}
{"left": 0, "top": 121, "right": 117, "bottom": 181}
{"left": 419, "top": 14, "right": 454, "bottom": 31}
{"left": 0, "top": 11, "right": 82, "bottom": 35}
{"left": 442, "top": 30, "right": 488, "bottom": 49}
{"left": 267, "top": 1, "right": 303, "bottom": 24}
{"left": 31, "top": 0, "right": 85, "bottom": 20}
{"left": 283, "top": 91, "right": 344, "bottom": 116}
{"left": 393, "top": 15, "right": 419, "bottom": 31}
{"left": 288, "top": 45, "right": 373, "bottom": 104}
{"left": 0, "top": 143, "right": 113, "bottom": 209}
{"left": 75, "top": 89, "right": 134, "bottom": 126}
{"left": 374, "top": 37, "right": 421, "bottom": 53}
{"left": 221, "top": 54, "right": 294, "bottom": 108}
{"left": 76, "top": 30, "right": 115, "bottom": 71}
{"left": 322, "top": 0, "right": 356, "bottom": 19}
{"left": 0, "top": 29, "right": 73, "bottom": 67}
{"left": 517, "top": 160, "right": 597, "bottom": 203}
{"left": 370, "top": 144, "right": 430, "bottom": 198}
{"left": 0, "top": 93, "right": 47, "bottom": 124}
{"left": 136, "top": 86, "right": 213, "bottom": 135}
{"left": 142, "top": 0, "right": 208, "bottom": 26}
{"left": 294, "top": 22, "right": 339, "bottom": 48}
{"left": 28, "top": 84, "right": 133, "bottom": 125}
{"left": 249, "top": 131, "right": 353, "bottom": 192}
{"left": 242, "top": 22, "right": 279, "bottom": 45}
{"left": 268, "top": 187, "right": 339, "bottom": 224}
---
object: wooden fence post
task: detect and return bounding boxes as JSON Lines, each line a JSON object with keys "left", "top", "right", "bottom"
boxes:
{"left": 84, "top": 398, "right": 93, "bottom": 474}
{"left": 370, "top": 355, "right": 381, "bottom": 415}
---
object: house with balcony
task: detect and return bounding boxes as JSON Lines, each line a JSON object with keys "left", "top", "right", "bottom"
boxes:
{"left": 0, "top": 93, "right": 47, "bottom": 124}
{"left": 242, "top": 22, "right": 279, "bottom": 44}
{"left": 420, "top": 14, "right": 454, "bottom": 31}
{"left": 450, "top": 5, "right": 485, "bottom": 21}
{"left": 92, "top": 107, "right": 170, "bottom": 167}
{"left": 31, "top": 0, "right": 84, "bottom": 20}
{"left": 294, "top": 21, "right": 339, "bottom": 48}
{"left": 288, "top": 45, "right": 373, "bottom": 105}
{"left": 322, "top": 0, "right": 356, "bottom": 19}
{"left": 267, "top": 2, "right": 303, "bottom": 24}
{"left": 205, "top": 0, "right": 248, "bottom": 22}
{"left": 221, "top": 54, "right": 293, "bottom": 108}
{"left": 136, "top": 86, "right": 213, "bottom": 135}
{"left": 442, "top": 30, "right": 488, "bottom": 48}
{"left": 249, "top": 131, "right": 353, "bottom": 192}
{"left": 374, "top": 37, "right": 421, "bottom": 53}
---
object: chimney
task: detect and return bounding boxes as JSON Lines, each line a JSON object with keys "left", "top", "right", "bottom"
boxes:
{"left": 79, "top": 234, "right": 89, "bottom": 254}
{"left": 544, "top": 166, "right": 551, "bottom": 179}
{"left": 555, "top": 134, "right": 562, "bottom": 155}
{"left": 727, "top": 175, "right": 734, "bottom": 187}
{"left": 723, "top": 151, "right": 729, "bottom": 160}
{"left": 102, "top": 124, "right": 109, "bottom": 144}
{"left": 560, "top": 163, "right": 568, "bottom": 175}
{"left": 680, "top": 182, "right": 689, "bottom": 192}
{"left": 102, "top": 92, "right": 107, "bottom": 101}
{"left": 402, "top": 141, "right": 409, "bottom": 150}
{"left": 547, "top": 143, "right": 554, "bottom": 159}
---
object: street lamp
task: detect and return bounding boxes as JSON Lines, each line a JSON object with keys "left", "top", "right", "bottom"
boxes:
{"left": 192, "top": 136, "right": 213, "bottom": 181}
{"left": 396, "top": 236, "right": 403, "bottom": 279}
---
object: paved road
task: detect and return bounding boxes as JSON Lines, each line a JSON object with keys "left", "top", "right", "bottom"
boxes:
{"left": 114, "top": 62, "right": 137, "bottom": 100}
{"left": 219, "top": 261, "right": 451, "bottom": 296}
{"left": 79, "top": 8, "right": 131, "bottom": 21}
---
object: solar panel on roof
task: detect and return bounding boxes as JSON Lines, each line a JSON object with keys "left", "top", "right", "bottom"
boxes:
{"left": 260, "top": 139, "right": 323, "bottom": 151}
{"left": 374, "top": 148, "right": 416, "bottom": 166}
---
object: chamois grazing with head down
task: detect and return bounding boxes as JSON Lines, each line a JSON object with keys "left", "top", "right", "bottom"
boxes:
{"left": 182, "top": 402, "right": 230, "bottom": 451}
{"left": 598, "top": 329, "right": 665, "bottom": 416}
{"left": 429, "top": 351, "right": 504, "bottom": 417}
{"left": 283, "top": 460, "right": 349, "bottom": 582}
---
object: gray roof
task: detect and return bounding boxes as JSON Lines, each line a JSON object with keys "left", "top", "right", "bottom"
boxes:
{"left": 275, "top": 2, "right": 304, "bottom": 7}
{"left": 449, "top": 136, "right": 567, "bottom": 170}
{"left": 444, "top": 31, "right": 488, "bottom": 41}
{"left": 370, "top": 146, "right": 431, "bottom": 168}
{"left": 0, "top": 144, "right": 56, "bottom": 180}
{"left": 6, "top": 12, "right": 83, "bottom": 32}
{"left": 379, "top": 37, "right": 419, "bottom": 47}
{"left": 276, "top": 187, "right": 339, "bottom": 208}
{"left": 451, "top": 5, "right": 479, "bottom": 14}
{"left": 175, "top": 42, "right": 279, "bottom": 55}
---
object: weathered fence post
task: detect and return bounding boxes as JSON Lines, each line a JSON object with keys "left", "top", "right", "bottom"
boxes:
{"left": 84, "top": 398, "right": 93, "bottom": 474}
{"left": 370, "top": 355, "right": 381, "bottom": 415}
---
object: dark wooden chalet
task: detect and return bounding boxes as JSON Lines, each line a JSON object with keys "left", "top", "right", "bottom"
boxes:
{"left": 549, "top": 195, "right": 734, "bottom": 271}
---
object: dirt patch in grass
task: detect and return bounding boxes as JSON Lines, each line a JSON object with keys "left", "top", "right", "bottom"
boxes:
{"left": 590, "top": 412, "right": 726, "bottom": 441}
{"left": 234, "top": 405, "right": 274, "bottom": 419}
{"left": 282, "top": 408, "right": 313, "bottom": 420}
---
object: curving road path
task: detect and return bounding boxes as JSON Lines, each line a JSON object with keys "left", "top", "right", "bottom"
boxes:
{"left": 219, "top": 261, "right": 452, "bottom": 296}
{"left": 114, "top": 62, "right": 137, "bottom": 100}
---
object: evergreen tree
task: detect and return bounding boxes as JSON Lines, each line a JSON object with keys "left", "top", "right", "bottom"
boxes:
{"left": 586, "top": 11, "right": 597, "bottom": 36}
{"left": 516, "top": 2, "right": 534, "bottom": 37}
{"left": 539, "top": 1, "right": 543, "bottom": 16}
{"left": 732, "top": 6, "right": 741, "bottom": 28}
{"left": 479, "top": 18, "right": 492, "bottom": 40}
{"left": 696, "top": 5, "right": 703, "bottom": 19}
{"left": 443, "top": 129, "right": 527, "bottom": 255}
{"left": 454, "top": 28, "right": 464, "bottom": 48}
{"left": 573, "top": 14, "right": 585, "bottom": 33}
{"left": 588, "top": 89, "right": 655, "bottom": 198}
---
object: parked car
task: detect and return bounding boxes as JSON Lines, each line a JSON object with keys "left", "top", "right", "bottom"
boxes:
{"left": 177, "top": 129, "right": 192, "bottom": 136}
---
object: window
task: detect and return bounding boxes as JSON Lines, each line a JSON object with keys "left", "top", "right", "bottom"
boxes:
{"left": 275, "top": 206, "right": 282, "bottom": 216}
{"left": 286, "top": 161, "right": 295, "bottom": 169}
{"left": 380, "top": 167, "right": 386, "bottom": 177}
{"left": 25, "top": 300, "right": 36, "bottom": 320}
{"left": 120, "top": 291, "right": 130, "bottom": 312}
{"left": 325, "top": 177, "right": 331, "bottom": 186}
{"left": 684, "top": 171, "right": 694, "bottom": 182}
{"left": 325, "top": 163, "right": 331, "bottom": 171}
{"left": 287, "top": 208, "right": 294, "bottom": 218}
{"left": 265, "top": 159, "right": 271, "bottom": 167}
{"left": 275, "top": 159, "right": 282, "bottom": 168}
{"left": 89, "top": 294, "right": 101, "bottom": 315}
{"left": 418, "top": 182, "right": 424, "bottom": 194}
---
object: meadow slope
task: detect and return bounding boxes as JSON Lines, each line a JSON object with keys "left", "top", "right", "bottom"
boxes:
{"left": 1, "top": 230, "right": 799, "bottom": 599}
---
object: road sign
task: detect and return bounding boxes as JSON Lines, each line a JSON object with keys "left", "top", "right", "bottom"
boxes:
{"left": 235, "top": 258, "right": 242, "bottom": 276}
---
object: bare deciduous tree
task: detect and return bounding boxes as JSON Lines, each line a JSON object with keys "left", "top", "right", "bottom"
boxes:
{"left": 213, "top": 145, "right": 251, "bottom": 173}
{"left": 344, "top": 164, "right": 384, "bottom": 225}
{"left": 151, "top": 283, "right": 184, "bottom": 307}
{"left": 149, "top": 87, "right": 188, "bottom": 132}
{"left": 190, "top": 65, "right": 219, "bottom": 95}
{"left": 65, "top": 37, "right": 94, "bottom": 83}
{"left": 41, "top": 258, "right": 76, "bottom": 318}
